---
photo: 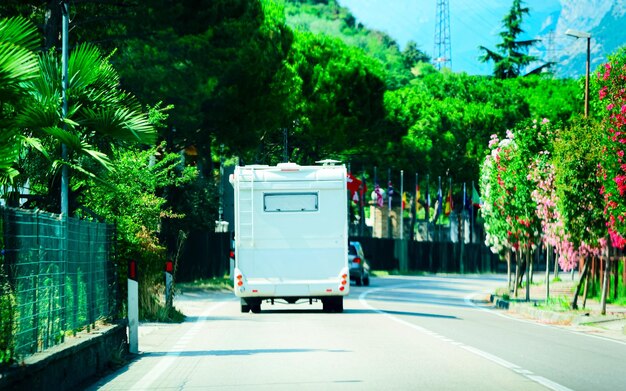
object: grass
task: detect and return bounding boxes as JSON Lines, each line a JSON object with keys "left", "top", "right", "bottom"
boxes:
{"left": 536, "top": 296, "right": 572, "bottom": 312}
{"left": 177, "top": 276, "right": 233, "bottom": 291}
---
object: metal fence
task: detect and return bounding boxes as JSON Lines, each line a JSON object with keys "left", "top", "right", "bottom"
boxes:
{"left": 174, "top": 231, "right": 230, "bottom": 282}
{"left": 0, "top": 207, "right": 116, "bottom": 358}
{"left": 348, "top": 208, "right": 501, "bottom": 273}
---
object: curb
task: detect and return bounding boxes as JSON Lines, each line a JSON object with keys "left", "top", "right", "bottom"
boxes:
{"left": 489, "top": 295, "right": 626, "bottom": 335}
{"left": 0, "top": 323, "right": 127, "bottom": 391}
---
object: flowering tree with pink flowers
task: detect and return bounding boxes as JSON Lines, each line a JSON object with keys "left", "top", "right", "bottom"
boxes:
{"left": 481, "top": 120, "right": 548, "bottom": 298}
{"left": 528, "top": 124, "right": 580, "bottom": 273}
{"left": 592, "top": 47, "right": 626, "bottom": 313}
{"left": 596, "top": 48, "right": 626, "bottom": 249}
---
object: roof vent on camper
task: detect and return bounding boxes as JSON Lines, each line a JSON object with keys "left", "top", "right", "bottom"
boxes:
{"left": 316, "top": 159, "right": 341, "bottom": 166}
{"left": 277, "top": 162, "right": 300, "bottom": 171}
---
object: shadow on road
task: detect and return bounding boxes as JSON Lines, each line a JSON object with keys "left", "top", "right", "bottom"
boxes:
{"left": 345, "top": 308, "right": 459, "bottom": 319}
{"left": 146, "top": 348, "right": 350, "bottom": 357}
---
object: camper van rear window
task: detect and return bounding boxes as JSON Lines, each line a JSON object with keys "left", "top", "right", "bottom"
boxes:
{"left": 263, "top": 192, "right": 318, "bottom": 212}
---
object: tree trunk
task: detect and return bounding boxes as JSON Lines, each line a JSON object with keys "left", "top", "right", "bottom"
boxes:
{"left": 545, "top": 244, "right": 551, "bottom": 302}
{"left": 613, "top": 258, "right": 618, "bottom": 301}
{"left": 601, "top": 245, "right": 610, "bottom": 315}
{"left": 582, "top": 258, "right": 590, "bottom": 310}
{"left": 513, "top": 252, "right": 519, "bottom": 298}
{"left": 525, "top": 248, "right": 531, "bottom": 302}
{"left": 571, "top": 259, "right": 590, "bottom": 310}
{"left": 553, "top": 249, "right": 559, "bottom": 280}
{"left": 507, "top": 250, "right": 512, "bottom": 292}
{"left": 529, "top": 247, "right": 535, "bottom": 285}
{"left": 45, "top": 1, "right": 62, "bottom": 50}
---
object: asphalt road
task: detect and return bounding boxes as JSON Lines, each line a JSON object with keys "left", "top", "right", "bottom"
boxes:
{"left": 87, "top": 275, "right": 626, "bottom": 390}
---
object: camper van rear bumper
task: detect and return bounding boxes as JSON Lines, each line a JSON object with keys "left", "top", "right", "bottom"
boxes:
{"left": 234, "top": 279, "right": 349, "bottom": 298}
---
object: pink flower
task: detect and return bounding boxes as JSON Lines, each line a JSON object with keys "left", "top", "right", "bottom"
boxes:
{"left": 604, "top": 63, "right": 612, "bottom": 81}
{"left": 608, "top": 103, "right": 615, "bottom": 111}
{"left": 599, "top": 86, "right": 608, "bottom": 100}
{"left": 622, "top": 105, "right": 626, "bottom": 115}
{"left": 615, "top": 175, "right": 626, "bottom": 196}
{"left": 541, "top": 118, "right": 550, "bottom": 124}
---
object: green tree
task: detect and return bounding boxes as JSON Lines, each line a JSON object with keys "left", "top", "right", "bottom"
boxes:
{"left": 478, "top": 0, "right": 538, "bottom": 79}
{"left": 481, "top": 120, "right": 551, "bottom": 297}
{"left": 402, "top": 40, "right": 431, "bottom": 71}
{"left": 78, "top": 144, "right": 196, "bottom": 320}
{"left": 14, "top": 42, "right": 155, "bottom": 213}
{"left": 284, "top": 31, "right": 388, "bottom": 165}
{"left": 111, "top": 0, "right": 294, "bottom": 171}
{"left": 552, "top": 118, "right": 606, "bottom": 308}
{"left": 0, "top": 17, "right": 40, "bottom": 189}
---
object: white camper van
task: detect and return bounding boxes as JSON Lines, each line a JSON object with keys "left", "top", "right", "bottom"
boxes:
{"left": 230, "top": 161, "right": 349, "bottom": 313}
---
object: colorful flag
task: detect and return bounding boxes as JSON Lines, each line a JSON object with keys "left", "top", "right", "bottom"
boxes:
{"left": 416, "top": 183, "right": 421, "bottom": 203}
{"left": 425, "top": 190, "right": 430, "bottom": 220}
{"left": 444, "top": 186, "right": 453, "bottom": 216}
{"left": 402, "top": 192, "right": 408, "bottom": 209}
{"left": 347, "top": 173, "right": 361, "bottom": 193}
{"left": 347, "top": 173, "right": 362, "bottom": 204}
{"left": 359, "top": 177, "right": 368, "bottom": 207}
{"left": 374, "top": 183, "right": 384, "bottom": 207}
{"left": 433, "top": 179, "right": 443, "bottom": 222}
{"left": 472, "top": 183, "right": 482, "bottom": 208}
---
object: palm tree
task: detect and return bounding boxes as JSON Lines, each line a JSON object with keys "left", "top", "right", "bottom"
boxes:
{"left": 2, "top": 16, "right": 157, "bottom": 212}
{"left": 0, "top": 17, "right": 39, "bottom": 190}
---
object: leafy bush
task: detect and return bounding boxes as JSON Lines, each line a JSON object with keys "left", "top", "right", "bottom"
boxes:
{"left": 77, "top": 144, "right": 196, "bottom": 321}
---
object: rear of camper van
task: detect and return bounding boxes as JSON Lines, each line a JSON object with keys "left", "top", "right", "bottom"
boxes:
{"left": 230, "top": 162, "right": 349, "bottom": 313}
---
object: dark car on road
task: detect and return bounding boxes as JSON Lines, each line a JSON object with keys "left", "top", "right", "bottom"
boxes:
{"left": 348, "top": 241, "right": 370, "bottom": 286}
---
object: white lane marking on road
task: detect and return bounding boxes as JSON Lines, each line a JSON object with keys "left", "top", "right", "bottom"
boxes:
{"left": 360, "top": 285, "right": 573, "bottom": 391}
{"left": 130, "top": 300, "right": 230, "bottom": 390}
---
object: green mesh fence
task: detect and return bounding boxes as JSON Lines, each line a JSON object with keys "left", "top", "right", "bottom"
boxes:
{"left": 0, "top": 207, "right": 116, "bottom": 359}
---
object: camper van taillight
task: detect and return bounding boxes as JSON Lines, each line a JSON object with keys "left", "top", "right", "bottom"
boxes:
{"left": 353, "top": 257, "right": 361, "bottom": 264}
{"left": 236, "top": 274, "right": 243, "bottom": 286}
{"left": 340, "top": 273, "right": 348, "bottom": 291}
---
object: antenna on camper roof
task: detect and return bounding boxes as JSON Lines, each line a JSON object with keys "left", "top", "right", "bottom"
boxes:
{"left": 316, "top": 159, "right": 342, "bottom": 166}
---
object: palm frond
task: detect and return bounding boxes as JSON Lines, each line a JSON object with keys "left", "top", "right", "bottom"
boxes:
{"left": 79, "top": 139, "right": 113, "bottom": 171}
{"left": 22, "top": 136, "right": 49, "bottom": 160}
{"left": 51, "top": 158, "right": 113, "bottom": 188}
{"left": 69, "top": 43, "right": 120, "bottom": 95}
{"left": 82, "top": 106, "right": 157, "bottom": 145}
{"left": 39, "top": 126, "right": 82, "bottom": 150}
{"left": 0, "top": 16, "right": 40, "bottom": 52}
{"left": 14, "top": 99, "right": 62, "bottom": 130}
{"left": 0, "top": 129, "right": 21, "bottom": 186}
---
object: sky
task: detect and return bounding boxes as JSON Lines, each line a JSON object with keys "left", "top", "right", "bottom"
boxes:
{"left": 336, "top": 0, "right": 561, "bottom": 75}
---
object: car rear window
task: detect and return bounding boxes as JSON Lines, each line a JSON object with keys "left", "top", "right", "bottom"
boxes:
{"left": 348, "top": 245, "right": 357, "bottom": 255}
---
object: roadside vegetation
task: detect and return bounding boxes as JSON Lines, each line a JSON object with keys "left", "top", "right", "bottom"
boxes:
{"left": 2, "top": 0, "right": 626, "bottom": 366}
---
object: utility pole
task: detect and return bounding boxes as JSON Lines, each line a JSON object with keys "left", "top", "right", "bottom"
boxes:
{"left": 61, "top": 0, "right": 69, "bottom": 215}
{"left": 434, "top": 0, "right": 452, "bottom": 70}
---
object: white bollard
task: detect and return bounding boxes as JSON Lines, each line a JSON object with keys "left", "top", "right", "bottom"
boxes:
{"left": 128, "top": 260, "right": 139, "bottom": 354}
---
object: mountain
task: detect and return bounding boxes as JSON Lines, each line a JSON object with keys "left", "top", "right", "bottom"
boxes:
{"left": 541, "top": 0, "right": 626, "bottom": 77}
{"left": 335, "top": 0, "right": 626, "bottom": 78}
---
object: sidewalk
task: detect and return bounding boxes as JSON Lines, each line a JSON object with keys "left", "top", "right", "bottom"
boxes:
{"left": 490, "top": 277, "right": 626, "bottom": 343}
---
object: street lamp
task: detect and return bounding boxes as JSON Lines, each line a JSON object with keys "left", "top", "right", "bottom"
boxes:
{"left": 565, "top": 29, "right": 591, "bottom": 118}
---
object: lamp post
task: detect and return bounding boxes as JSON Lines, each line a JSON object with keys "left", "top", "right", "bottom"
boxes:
{"left": 565, "top": 29, "right": 591, "bottom": 118}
